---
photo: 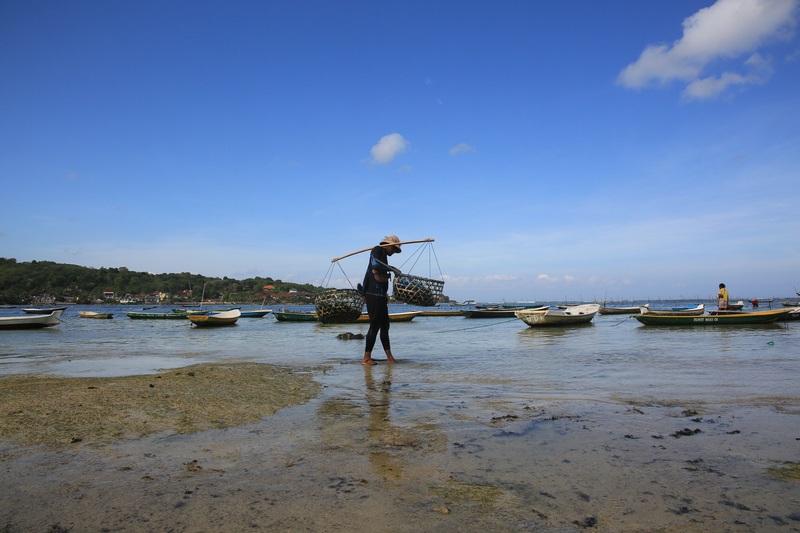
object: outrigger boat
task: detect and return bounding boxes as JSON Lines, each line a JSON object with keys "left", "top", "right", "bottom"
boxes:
{"left": 187, "top": 309, "right": 241, "bottom": 327}
{"left": 515, "top": 304, "right": 600, "bottom": 327}
{"left": 0, "top": 309, "right": 64, "bottom": 329}
{"left": 634, "top": 308, "right": 793, "bottom": 326}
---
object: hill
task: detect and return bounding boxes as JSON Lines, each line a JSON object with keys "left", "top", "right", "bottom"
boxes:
{"left": 0, "top": 258, "right": 323, "bottom": 305}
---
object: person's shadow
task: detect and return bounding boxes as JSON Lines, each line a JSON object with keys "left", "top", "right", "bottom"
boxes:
{"left": 363, "top": 364, "right": 404, "bottom": 482}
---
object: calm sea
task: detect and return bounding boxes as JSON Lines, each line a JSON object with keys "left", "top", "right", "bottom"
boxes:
{"left": 1, "top": 302, "right": 797, "bottom": 405}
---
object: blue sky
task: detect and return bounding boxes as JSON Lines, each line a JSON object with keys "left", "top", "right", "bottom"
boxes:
{"left": 2, "top": 0, "right": 799, "bottom": 302}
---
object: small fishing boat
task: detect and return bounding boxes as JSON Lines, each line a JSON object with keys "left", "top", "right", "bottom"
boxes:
{"left": 462, "top": 306, "right": 546, "bottom": 318}
{"left": 515, "top": 304, "right": 600, "bottom": 327}
{"left": 355, "top": 311, "right": 423, "bottom": 322}
{"left": 188, "top": 309, "right": 241, "bottom": 327}
{"left": 22, "top": 306, "right": 68, "bottom": 315}
{"left": 418, "top": 309, "right": 463, "bottom": 316}
{"left": 78, "top": 311, "right": 113, "bottom": 319}
{"left": 634, "top": 308, "right": 793, "bottom": 326}
{"left": 726, "top": 300, "right": 745, "bottom": 310}
{"left": 273, "top": 309, "right": 319, "bottom": 322}
{"left": 0, "top": 309, "right": 64, "bottom": 329}
{"left": 639, "top": 304, "right": 705, "bottom": 316}
{"left": 238, "top": 309, "right": 272, "bottom": 318}
{"left": 599, "top": 303, "right": 648, "bottom": 315}
{"left": 125, "top": 311, "right": 189, "bottom": 319}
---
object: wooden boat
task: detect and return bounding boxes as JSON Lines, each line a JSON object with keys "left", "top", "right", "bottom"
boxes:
{"left": 355, "top": 311, "right": 422, "bottom": 322}
{"left": 0, "top": 309, "right": 64, "bottom": 329}
{"left": 419, "top": 309, "right": 463, "bottom": 316}
{"left": 515, "top": 304, "right": 600, "bottom": 327}
{"left": 188, "top": 309, "right": 240, "bottom": 327}
{"left": 599, "top": 303, "right": 648, "bottom": 315}
{"left": 125, "top": 311, "right": 189, "bottom": 319}
{"left": 22, "top": 306, "right": 68, "bottom": 315}
{"left": 273, "top": 309, "right": 319, "bottom": 322}
{"left": 238, "top": 309, "right": 272, "bottom": 318}
{"left": 639, "top": 304, "right": 704, "bottom": 316}
{"left": 634, "top": 308, "right": 793, "bottom": 326}
{"left": 78, "top": 311, "right": 113, "bottom": 319}
{"left": 462, "top": 306, "right": 546, "bottom": 318}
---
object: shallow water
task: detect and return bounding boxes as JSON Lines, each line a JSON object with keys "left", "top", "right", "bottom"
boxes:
{"left": 1, "top": 303, "right": 796, "bottom": 405}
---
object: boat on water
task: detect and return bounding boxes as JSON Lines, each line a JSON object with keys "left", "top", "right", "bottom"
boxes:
{"left": 419, "top": 309, "right": 463, "bottom": 316}
{"left": 634, "top": 308, "right": 793, "bottom": 326}
{"left": 22, "top": 306, "right": 68, "bottom": 315}
{"left": 515, "top": 304, "right": 600, "bottom": 327}
{"left": 462, "top": 306, "right": 546, "bottom": 318}
{"left": 238, "top": 309, "right": 272, "bottom": 318}
{"left": 356, "top": 311, "right": 423, "bottom": 322}
{"left": 726, "top": 300, "right": 745, "bottom": 310}
{"left": 125, "top": 311, "right": 189, "bottom": 319}
{"left": 639, "top": 304, "right": 705, "bottom": 316}
{"left": 188, "top": 309, "right": 241, "bottom": 327}
{"left": 78, "top": 311, "right": 113, "bottom": 319}
{"left": 273, "top": 309, "right": 319, "bottom": 322}
{"left": 599, "top": 303, "right": 648, "bottom": 315}
{"left": 0, "top": 309, "right": 64, "bottom": 329}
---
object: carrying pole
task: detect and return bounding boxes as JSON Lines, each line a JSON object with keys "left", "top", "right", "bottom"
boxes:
{"left": 331, "top": 238, "right": 435, "bottom": 263}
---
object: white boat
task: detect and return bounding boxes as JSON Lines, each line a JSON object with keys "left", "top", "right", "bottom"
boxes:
{"left": 639, "top": 304, "right": 705, "bottom": 316}
{"left": 0, "top": 309, "right": 64, "bottom": 329}
{"left": 599, "top": 303, "right": 648, "bottom": 315}
{"left": 187, "top": 308, "right": 241, "bottom": 327}
{"left": 726, "top": 300, "right": 745, "bottom": 310}
{"left": 79, "top": 311, "right": 113, "bottom": 319}
{"left": 22, "top": 306, "right": 68, "bottom": 315}
{"left": 515, "top": 304, "right": 600, "bottom": 327}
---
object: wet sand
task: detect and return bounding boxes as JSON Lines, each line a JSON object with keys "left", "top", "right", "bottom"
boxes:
{"left": 2, "top": 361, "right": 800, "bottom": 532}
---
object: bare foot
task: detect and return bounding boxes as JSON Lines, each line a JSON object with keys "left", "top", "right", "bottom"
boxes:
{"left": 386, "top": 357, "right": 397, "bottom": 364}
{"left": 362, "top": 359, "right": 377, "bottom": 365}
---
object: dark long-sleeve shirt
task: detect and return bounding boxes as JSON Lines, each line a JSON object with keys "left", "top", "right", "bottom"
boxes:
{"left": 362, "top": 245, "right": 393, "bottom": 297}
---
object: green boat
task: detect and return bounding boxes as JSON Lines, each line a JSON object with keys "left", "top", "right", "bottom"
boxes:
{"left": 634, "top": 308, "right": 792, "bottom": 326}
{"left": 273, "top": 309, "right": 318, "bottom": 322}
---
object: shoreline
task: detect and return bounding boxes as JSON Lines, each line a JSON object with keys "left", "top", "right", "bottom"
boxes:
{"left": 2, "top": 362, "right": 800, "bottom": 531}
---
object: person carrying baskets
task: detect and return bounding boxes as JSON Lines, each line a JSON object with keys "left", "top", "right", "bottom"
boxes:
{"left": 360, "top": 235, "right": 402, "bottom": 365}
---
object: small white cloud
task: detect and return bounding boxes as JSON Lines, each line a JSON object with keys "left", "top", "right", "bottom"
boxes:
{"left": 370, "top": 133, "right": 409, "bottom": 164}
{"left": 449, "top": 143, "right": 476, "bottom": 156}
{"left": 618, "top": 0, "right": 797, "bottom": 100}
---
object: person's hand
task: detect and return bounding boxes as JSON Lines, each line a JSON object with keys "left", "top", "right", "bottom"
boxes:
{"left": 391, "top": 267, "right": 402, "bottom": 276}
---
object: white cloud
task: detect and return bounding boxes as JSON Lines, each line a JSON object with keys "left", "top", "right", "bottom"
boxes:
{"left": 449, "top": 143, "right": 476, "bottom": 155}
{"left": 370, "top": 133, "right": 409, "bottom": 164}
{"left": 618, "top": 0, "right": 798, "bottom": 100}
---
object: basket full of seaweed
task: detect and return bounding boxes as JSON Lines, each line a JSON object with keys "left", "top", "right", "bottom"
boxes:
{"left": 314, "top": 289, "right": 363, "bottom": 324}
{"left": 392, "top": 274, "right": 444, "bottom": 307}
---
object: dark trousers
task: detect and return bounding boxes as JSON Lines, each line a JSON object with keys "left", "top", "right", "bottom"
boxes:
{"left": 365, "top": 294, "right": 390, "bottom": 352}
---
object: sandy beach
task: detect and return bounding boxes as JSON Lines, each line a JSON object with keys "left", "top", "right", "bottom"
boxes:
{"left": 2, "top": 360, "right": 799, "bottom": 532}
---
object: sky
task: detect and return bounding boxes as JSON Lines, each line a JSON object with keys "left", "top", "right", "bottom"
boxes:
{"left": 2, "top": 0, "right": 799, "bottom": 303}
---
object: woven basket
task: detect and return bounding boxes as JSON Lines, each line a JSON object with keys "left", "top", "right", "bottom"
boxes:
{"left": 314, "top": 289, "right": 363, "bottom": 324}
{"left": 393, "top": 274, "right": 444, "bottom": 307}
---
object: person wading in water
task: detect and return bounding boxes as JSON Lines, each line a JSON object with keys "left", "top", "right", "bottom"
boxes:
{"left": 360, "top": 235, "right": 402, "bottom": 365}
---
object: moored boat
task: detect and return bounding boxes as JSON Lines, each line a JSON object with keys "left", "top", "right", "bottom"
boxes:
{"left": 462, "top": 306, "right": 537, "bottom": 318}
{"left": 515, "top": 304, "right": 600, "bottom": 327}
{"left": 634, "top": 308, "right": 793, "bottom": 326}
{"left": 0, "top": 309, "right": 64, "bottom": 329}
{"left": 187, "top": 309, "right": 241, "bottom": 327}
{"left": 273, "top": 309, "right": 319, "bottom": 322}
{"left": 355, "top": 311, "right": 422, "bottom": 322}
{"left": 125, "top": 311, "right": 189, "bottom": 319}
{"left": 22, "top": 306, "right": 68, "bottom": 315}
{"left": 78, "top": 311, "right": 113, "bottom": 319}
{"left": 599, "top": 303, "right": 648, "bottom": 315}
{"left": 238, "top": 309, "right": 272, "bottom": 318}
{"left": 639, "top": 304, "right": 705, "bottom": 316}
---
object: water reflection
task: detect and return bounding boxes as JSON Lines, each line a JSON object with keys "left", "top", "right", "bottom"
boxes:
{"left": 363, "top": 364, "right": 404, "bottom": 482}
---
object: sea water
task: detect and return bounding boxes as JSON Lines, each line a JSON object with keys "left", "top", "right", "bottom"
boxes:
{"left": 1, "top": 302, "right": 797, "bottom": 405}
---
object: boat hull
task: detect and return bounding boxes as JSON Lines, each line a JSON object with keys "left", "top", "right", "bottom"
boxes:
{"left": 273, "top": 310, "right": 318, "bottom": 322}
{"left": 356, "top": 311, "right": 422, "bottom": 322}
{"left": 0, "top": 309, "right": 64, "bottom": 329}
{"left": 634, "top": 309, "right": 792, "bottom": 326}
{"left": 516, "top": 304, "right": 599, "bottom": 327}
{"left": 79, "top": 311, "right": 113, "bottom": 319}
{"left": 188, "top": 309, "right": 241, "bottom": 327}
